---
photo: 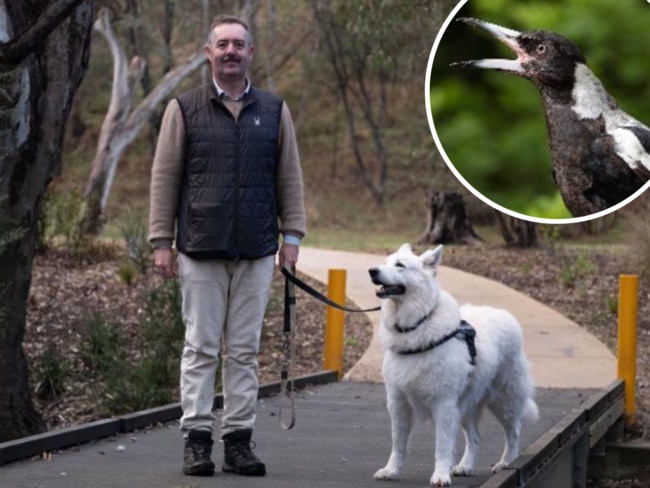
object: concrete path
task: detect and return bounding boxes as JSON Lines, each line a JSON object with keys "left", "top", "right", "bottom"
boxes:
{"left": 298, "top": 247, "right": 617, "bottom": 389}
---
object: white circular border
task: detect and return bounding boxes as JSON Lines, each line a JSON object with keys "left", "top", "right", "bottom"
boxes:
{"left": 425, "top": 0, "right": 650, "bottom": 225}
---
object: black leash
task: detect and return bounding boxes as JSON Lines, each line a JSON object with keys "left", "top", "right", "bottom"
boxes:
{"left": 280, "top": 266, "right": 380, "bottom": 313}
{"left": 279, "top": 265, "right": 297, "bottom": 430}
{"left": 278, "top": 266, "right": 380, "bottom": 429}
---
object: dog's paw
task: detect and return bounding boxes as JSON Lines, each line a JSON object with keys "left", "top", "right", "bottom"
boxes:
{"left": 374, "top": 467, "right": 399, "bottom": 481}
{"left": 451, "top": 464, "right": 472, "bottom": 477}
{"left": 491, "top": 462, "right": 507, "bottom": 473}
{"left": 429, "top": 471, "right": 452, "bottom": 486}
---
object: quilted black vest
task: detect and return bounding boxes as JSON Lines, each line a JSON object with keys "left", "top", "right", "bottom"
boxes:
{"left": 175, "top": 84, "right": 283, "bottom": 260}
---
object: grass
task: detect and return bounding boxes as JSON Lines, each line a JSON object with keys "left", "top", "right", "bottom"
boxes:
{"left": 97, "top": 198, "right": 631, "bottom": 263}
{"left": 605, "top": 295, "right": 618, "bottom": 315}
{"left": 559, "top": 252, "right": 595, "bottom": 289}
{"left": 303, "top": 227, "right": 419, "bottom": 254}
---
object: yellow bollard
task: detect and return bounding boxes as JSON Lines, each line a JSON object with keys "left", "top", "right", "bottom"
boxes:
{"left": 617, "top": 274, "right": 639, "bottom": 428}
{"left": 324, "top": 269, "right": 346, "bottom": 378}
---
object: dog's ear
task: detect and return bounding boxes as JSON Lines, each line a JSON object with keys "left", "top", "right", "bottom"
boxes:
{"left": 421, "top": 245, "right": 443, "bottom": 271}
{"left": 397, "top": 243, "right": 412, "bottom": 254}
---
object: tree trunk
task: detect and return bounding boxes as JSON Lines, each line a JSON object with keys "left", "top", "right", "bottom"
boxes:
{"left": 0, "top": 0, "right": 95, "bottom": 442}
{"left": 496, "top": 212, "right": 538, "bottom": 248}
{"left": 79, "top": 8, "right": 205, "bottom": 236}
{"left": 417, "top": 191, "right": 483, "bottom": 245}
{"left": 312, "top": 3, "right": 388, "bottom": 206}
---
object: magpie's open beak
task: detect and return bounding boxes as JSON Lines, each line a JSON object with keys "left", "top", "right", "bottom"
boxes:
{"left": 451, "top": 18, "right": 527, "bottom": 75}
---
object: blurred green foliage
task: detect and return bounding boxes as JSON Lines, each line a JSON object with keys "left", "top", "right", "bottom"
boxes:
{"left": 429, "top": 0, "right": 650, "bottom": 219}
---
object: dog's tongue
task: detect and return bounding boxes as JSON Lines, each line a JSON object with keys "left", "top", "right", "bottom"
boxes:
{"left": 376, "top": 285, "right": 405, "bottom": 298}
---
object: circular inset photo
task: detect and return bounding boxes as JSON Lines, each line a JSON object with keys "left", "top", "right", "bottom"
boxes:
{"left": 426, "top": 0, "right": 650, "bottom": 223}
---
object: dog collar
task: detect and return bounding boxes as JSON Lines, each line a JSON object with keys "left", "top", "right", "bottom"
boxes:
{"left": 394, "top": 320, "right": 477, "bottom": 365}
{"left": 393, "top": 309, "right": 435, "bottom": 333}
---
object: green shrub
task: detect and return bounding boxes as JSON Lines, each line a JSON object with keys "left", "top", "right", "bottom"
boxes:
{"left": 33, "top": 344, "right": 71, "bottom": 401}
{"left": 119, "top": 211, "right": 150, "bottom": 277}
{"left": 139, "top": 279, "right": 185, "bottom": 389}
{"left": 83, "top": 313, "right": 127, "bottom": 374}
{"left": 117, "top": 261, "right": 137, "bottom": 286}
{"left": 81, "top": 279, "right": 186, "bottom": 415}
{"left": 605, "top": 295, "right": 618, "bottom": 315}
{"left": 39, "top": 187, "right": 93, "bottom": 256}
{"left": 559, "top": 252, "right": 594, "bottom": 289}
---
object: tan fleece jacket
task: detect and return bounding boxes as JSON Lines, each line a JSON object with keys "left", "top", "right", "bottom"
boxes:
{"left": 148, "top": 97, "right": 307, "bottom": 249}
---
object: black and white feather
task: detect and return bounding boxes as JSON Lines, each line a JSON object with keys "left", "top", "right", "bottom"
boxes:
{"left": 453, "top": 18, "right": 650, "bottom": 217}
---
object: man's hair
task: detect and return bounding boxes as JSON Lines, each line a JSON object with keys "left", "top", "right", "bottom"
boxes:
{"left": 206, "top": 15, "right": 253, "bottom": 46}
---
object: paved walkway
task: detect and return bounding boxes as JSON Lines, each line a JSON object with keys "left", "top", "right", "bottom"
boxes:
{"left": 298, "top": 247, "right": 617, "bottom": 388}
{"left": 0, "top": 383, "right": 597, "bottom": 488}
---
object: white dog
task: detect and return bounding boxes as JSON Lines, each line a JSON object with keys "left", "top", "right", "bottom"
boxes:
{"left": 369, "top": 244, "right": 538, "bottom": 487}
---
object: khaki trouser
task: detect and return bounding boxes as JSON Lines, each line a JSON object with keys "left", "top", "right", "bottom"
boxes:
{"left": 177, "top": 253, "right": 275, "bottom": 437}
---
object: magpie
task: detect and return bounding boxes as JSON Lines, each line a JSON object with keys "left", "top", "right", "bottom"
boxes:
{"left": 452, "top": 18, "right": 650, "bottom": 217}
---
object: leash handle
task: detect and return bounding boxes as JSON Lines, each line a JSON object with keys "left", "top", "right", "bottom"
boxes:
{"left": 280, "top": 267, "right": 380, "bottom": 313}
{"left": 279, "top": 265, "right": 296, "bottom": 429}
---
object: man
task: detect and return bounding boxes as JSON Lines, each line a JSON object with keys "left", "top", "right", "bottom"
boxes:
{"left": 148, "top": 15, "right": 306, "bottom": 477}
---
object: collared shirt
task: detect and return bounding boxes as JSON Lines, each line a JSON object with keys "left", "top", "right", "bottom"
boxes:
{"left": 213, "top": 78, "right": 251, "bottom": 101}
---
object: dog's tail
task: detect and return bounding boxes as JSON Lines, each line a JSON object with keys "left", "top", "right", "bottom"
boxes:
{"left": 522, "top": 398, "right": 540, "bottom": 424}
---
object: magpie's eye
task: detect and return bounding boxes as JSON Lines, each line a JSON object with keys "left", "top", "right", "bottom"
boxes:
{"left": 395, "top": 262, "right": 405, "bottom": 268}
{"left": 536, "top": 43, "right": 547, "bottom": 54}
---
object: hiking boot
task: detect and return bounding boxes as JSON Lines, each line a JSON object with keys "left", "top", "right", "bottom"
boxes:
{"left": 222, "top": 430, "right": 266, "bottom": 476}
{"left": 183, "top": 430, "right": 215, "bottom": 476}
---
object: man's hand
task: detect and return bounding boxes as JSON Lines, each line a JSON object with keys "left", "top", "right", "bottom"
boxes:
{"left": 278, "top": 243, "right": 299, "bottom": 270}
{"left": 154, "top": 247, "right": 176, "bottom": 278}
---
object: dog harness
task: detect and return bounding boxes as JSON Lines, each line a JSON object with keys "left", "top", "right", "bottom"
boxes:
{"left": 394, "top": 320, "right": 477, "bottom": 365}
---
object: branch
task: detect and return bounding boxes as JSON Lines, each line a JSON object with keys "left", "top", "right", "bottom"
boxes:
{"left": 0, "top": 0, "right": 84, "bottom": 65}
{"left": 125, "top": 50, "right": 206, "bottom": 133}
{"left": 255, "top": 30, "right": 309, "bottom": 82}
{"left": 94, "top": 8, "right": 137, "bottom": 123}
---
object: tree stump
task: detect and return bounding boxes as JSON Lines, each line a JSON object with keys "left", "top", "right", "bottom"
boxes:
{"left": 495, "top": 213, "right": 538, "bottom": 248}
{"left": 417, "top": 191, "right": 483, "bottom": 245}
